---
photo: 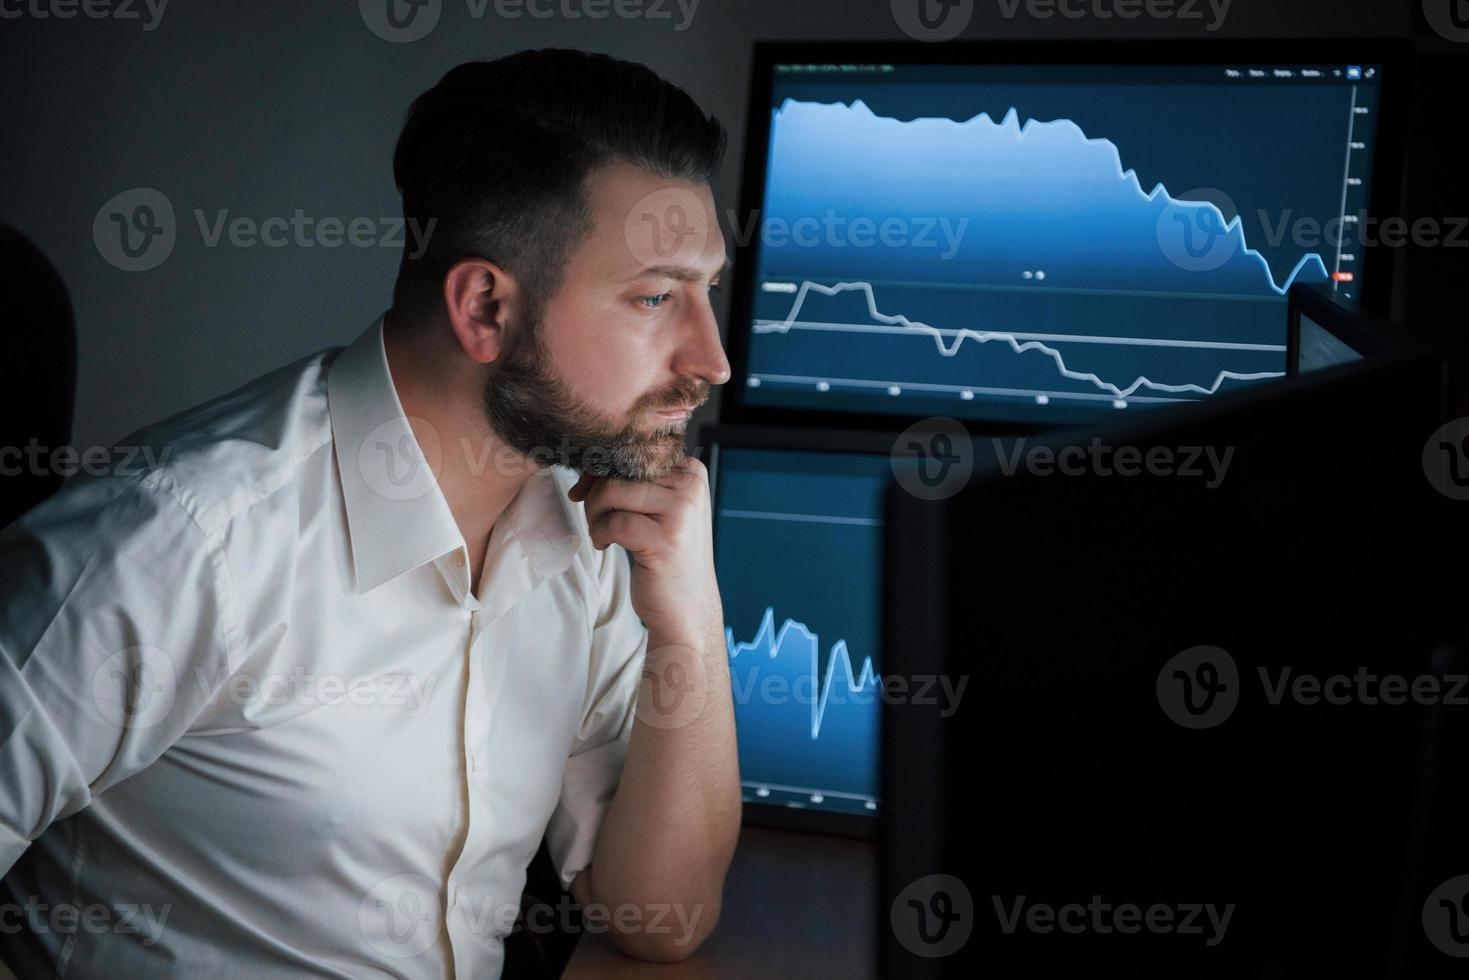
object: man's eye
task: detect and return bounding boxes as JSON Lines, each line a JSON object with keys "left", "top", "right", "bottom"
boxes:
{"left": 709, "top": 282, "right": 723, "bottom": 295}
{"left": 636, "top": 293, "right": 671, "bottom": 310}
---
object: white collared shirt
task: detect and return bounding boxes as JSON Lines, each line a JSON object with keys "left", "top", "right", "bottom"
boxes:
{"left": 0, "top": 316, "right": 649, "bottom": 978}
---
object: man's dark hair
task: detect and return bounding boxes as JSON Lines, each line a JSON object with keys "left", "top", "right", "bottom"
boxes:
{"left": 390, "top": 48, "right": 727, "bottom": 324}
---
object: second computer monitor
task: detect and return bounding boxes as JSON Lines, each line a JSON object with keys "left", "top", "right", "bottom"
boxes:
{"left": 724, "top": 40, "right": 1408, "bottom": 429}
{"left": 704, "top": 426, "right": 898, "bottom": 836}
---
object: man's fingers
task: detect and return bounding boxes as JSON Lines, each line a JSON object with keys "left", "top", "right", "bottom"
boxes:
{"left": 582, "top": 478, "right": 680, "bottom": 522}
{"left": 567, "top": 456, "right": 709, "bottom": 502}
{"left": 651, "top": 456, "right": 708, "bottom": 493}
{"left": 588, "top": 509, "right": 661, "bottom": 554}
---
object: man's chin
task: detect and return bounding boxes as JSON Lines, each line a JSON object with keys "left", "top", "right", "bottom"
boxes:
{"left": 579, "top": 431, "right": 687, "bottom": 481}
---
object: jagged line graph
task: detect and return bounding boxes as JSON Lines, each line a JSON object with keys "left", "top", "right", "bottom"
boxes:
{"left": 769, "top": 101, "right": 1331, "bottom": 298}
{"left": 754, "top": 279, "right": 1285, "bottom": 399}
{"left": 725, "top": 606, "right": 879, "bottom": 740}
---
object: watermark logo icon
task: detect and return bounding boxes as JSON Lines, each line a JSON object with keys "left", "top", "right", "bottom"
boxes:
{"left": 358, "top": 417, "right": 442, "bottom": 502}
{"left": 360, "top": 0, "right": 441, "bottom": 42}
{"left": 1423, "top": 875, "right": 1469, "bottom": 957}
{"left": 892, "top": 417, "right": 974, "bottom": 501}
{"left": 1156, "top": 187, "right": 1239, "bottom": 274}
{"left": 92, "top": 645, "right": 178, "bottom": 730}
{"left": 636, "top": 644, "right": 709, "bottom": 730}
{"left": 360, "top": 874, "right": 441, "bottom": 958}
{"left": 891, "top": 874, "right": 973, "bottom": 957}
{"left": 623, "top": 186, "right": 712, "bottom": 272}
{"left": 1423, "top": 418, "right": 1469, "bottom": 501}
{"left": 94, "top": 188, "right": 176, "bottom": 272}
{"left": 1423, "top": 0, "right": 1469, "bottom": 42}
{"left": 1157, "top": 645, "right": 1239, "bottom": 729}
{"left": 891, "top": 0, "right": 974, "bottom": 42}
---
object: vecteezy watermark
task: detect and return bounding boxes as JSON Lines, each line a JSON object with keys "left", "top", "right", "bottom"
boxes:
{"left": 1158, "top": 645, "right": 1469, "bottom": 730}
{"left": 1423, "top": 0, "right": 1469, "bottom": 43}
{"left": 0, "top": 0, "right": 169, "bottom": 30}
{"left": 0, "top": 897, "right": 172, "bottom": 947}
{"left": 92, "top": 645, "right": 180, "bottom": 730}
{"left": 623, "top": 186, "right": 716, "bottom": 272}
{"left": 360, "top": 874, "right": 442, "bottom": 959}
{"left": 637, "top": 644, "right": 710, "bottom": 731}
{"left": 190, "top": 668, "right": 440, "bottom": 719}
{"left": 94, "top": 188, "right": 435, "bottom": 272}
{"left": 726, "top": 666, "right": 969, "bottom": 719}
{"left": 359, "top": 0, "right": 700, "bottom": 42}
{"left": 518, "top": 893, "right": 706, "bottom": 947}
{"left": 1157, "top": 645, "right": 1240, "bottom": 729}
{"left": 1423, "top": 417, "right": 1469, "bottom": 501}
{"left": 993, "top": 895, "right": 1235, "bottom": 946}
{"left": 90, "top": 643, "right": 443, "bottom": 731}
{"left": 1156, "top": 187, "right": 1240, "bottom": 274}
{"left": 359, "top": 874, "right": 707, "bottom": 959}
{"left": 353, "top": 418, "right": 700, "bottom": 504}
{"left": 1254, "top": 211, "right": 1469, "bottom": 252}
{"left": 1156, "top": 187, "right": 1469, "bottom": 277}
{"left": 996, "top": 0, "right": 1230, "bottom": 31}
{"left": 1255, "top": 666, "right": 1469, "bottom": 708}
{"left": 892, "top": 417, "right": 975, "bottom": 501}
{"left": 995, "top": 437, "right": 1235, "bottom": 489}
{"left": 94, "top": 187, "right": 176, "bottom": 272}
{"left": 723, "top": 208, "right": 969, "bottom": 260}
{"left": 0, "top": 440, "right": 172, "bottom": 479}
{"left": 357, "top": 415, "right": 444, "bottom": 503}
{"left": 890, "top": 424, "right": 1237, "bottom": 502}
{"left": 1423, "top": 874, "right": 1469, "bottom": 958}
{"left": 891, "top": 874, "right": 974, "bottom": 957}
{"left": 891, "top": 0, "right": 973, "bottom": 42}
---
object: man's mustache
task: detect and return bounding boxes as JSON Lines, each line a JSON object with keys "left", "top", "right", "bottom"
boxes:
{"left": 644, "top": 378, "right": 710, "bottom": 412}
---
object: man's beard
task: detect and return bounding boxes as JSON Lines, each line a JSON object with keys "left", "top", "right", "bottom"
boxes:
{"left": 480, "top": 314, "right": 708, "bottom": 480}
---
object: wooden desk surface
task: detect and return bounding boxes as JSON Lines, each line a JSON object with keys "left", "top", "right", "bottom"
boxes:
{"left": 561, "top": 825, "right": 878, "bottom": 979}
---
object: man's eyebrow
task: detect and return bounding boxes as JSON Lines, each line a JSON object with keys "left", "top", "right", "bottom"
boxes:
{"left": 630, "top": 257, "right": 732, "bottom": 283}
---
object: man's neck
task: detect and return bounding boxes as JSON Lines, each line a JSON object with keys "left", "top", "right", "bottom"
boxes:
{"left": 382, "top": 316, "right": 539, "bottom": 588}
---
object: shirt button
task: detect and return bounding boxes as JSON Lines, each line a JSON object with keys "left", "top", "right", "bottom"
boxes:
{"left": 469, "top": 752, "right": 477, "bottom": 772}
{"left": 451, "top": 552, "right": 465, "bottom": 568}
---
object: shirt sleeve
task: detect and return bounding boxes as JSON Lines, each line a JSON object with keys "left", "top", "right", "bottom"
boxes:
{"left": 544, "top": 542, "right": 649, "bottom": 891}
{"left": 0, "top": 470, "right": 236, "bottom": 878}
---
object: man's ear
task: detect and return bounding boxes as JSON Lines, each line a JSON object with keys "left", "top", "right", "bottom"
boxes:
{"left": 442, "top": 257, "right": 528, "bottom": 365}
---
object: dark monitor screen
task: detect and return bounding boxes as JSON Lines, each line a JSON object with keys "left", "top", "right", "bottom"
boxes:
{"left": 880, "top": 351, "right": 1462, "bottom": 977}
{"left": 726, "top": 42, "right": 1407, "bottom": 429}
{"left": 708, "top": 438, "right": 892, "bottom": 831}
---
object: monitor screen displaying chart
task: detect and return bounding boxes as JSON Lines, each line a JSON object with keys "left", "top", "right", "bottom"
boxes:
{"left": 736, "top": 57, "right": 1388, "bottom": 425}
{"left": 711, "top": 445, "right": 890, "bottom": 819}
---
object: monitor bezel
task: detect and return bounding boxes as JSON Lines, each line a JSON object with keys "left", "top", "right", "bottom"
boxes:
{"left": 1286, "top": 280, "right": 1426, "bottom": 376}
{"left": 718, "top": 38, "right": 1414, "bottom": 434}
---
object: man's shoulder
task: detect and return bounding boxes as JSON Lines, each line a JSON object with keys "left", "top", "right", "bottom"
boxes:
{"left": 94, "top": 346, "right": 343, "bottom": 536}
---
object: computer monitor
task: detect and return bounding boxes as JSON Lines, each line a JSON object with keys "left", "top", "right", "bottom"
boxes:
{"left": 880, "top": 350, "right": 1463, "bottom": 976}
{"left": 722, "top": 40, "right": 1410, "bottom": 431}
{"left": 1286, "top": 280, "right": 1418, "bottom": 374}
{"left": 701, "top": 425, "right": 902, "bottom": 837}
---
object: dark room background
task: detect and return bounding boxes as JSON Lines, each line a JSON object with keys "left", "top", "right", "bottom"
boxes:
{"left": 1, "top": 0, "right": 1463, "bottom": 461}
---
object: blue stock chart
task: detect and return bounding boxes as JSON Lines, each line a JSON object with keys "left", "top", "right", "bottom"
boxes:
{"left": 739, "top": 61, "right": 1386, "bottom": 424}
{"left": 712, "top": 446, "right": 891, "bottom": 817}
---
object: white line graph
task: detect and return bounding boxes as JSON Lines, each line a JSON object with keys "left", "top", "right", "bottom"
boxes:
{"left": 755, "top": 279, "right": 1285, "bottom": 399}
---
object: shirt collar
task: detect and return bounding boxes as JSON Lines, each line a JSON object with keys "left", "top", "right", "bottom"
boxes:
{"left": 327, "top": 315, "right": 582, "bottom": 607}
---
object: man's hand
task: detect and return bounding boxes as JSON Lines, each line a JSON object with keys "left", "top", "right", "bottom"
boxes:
{"left": 564, "top": 455, "right": 741, "bottom": 961}
{"left": 567, "top": 456, "right": 723, "bottom": 648}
